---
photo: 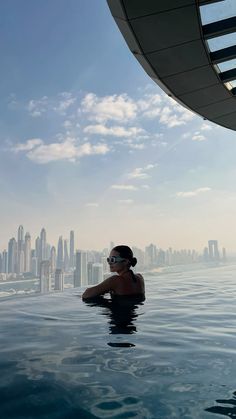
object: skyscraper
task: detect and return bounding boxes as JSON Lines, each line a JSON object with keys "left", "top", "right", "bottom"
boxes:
{"left": 50, "top": 246, "right": 56, "bottom": 273}
{"left": 208, "top": 240, "right": 220, "bottom": 261}
{"left": 35, "top": 236, "right": 40, "bottom": 260}
{"left": 40, "top": 228, "right": 47, "bottom": 263}
{"left": 17, "top": 225, "right": 24, "bottom": 274}
{"left": 64, "top": 240, "right": 69, "bottom": 272}
{"left": 54, "top": 268, "right": 64, "bottom": 291}
{"left": 74, "top": 250, "right": 88, "bottom": 287}
{"left": 87, "top": 261, "right": 93, "bottom": 285}
{"left": 145, "top": 243, "right": 157, "bottom": 267}
{"left": 8, "top": 238, "right": 17, "bottom": 274}
{"left": 69, "top": 230, "right": 75, "bottom": 268}
{"left": 57, "top": 236, "right": 64, "bottom": 269}
{"left": 2, "top": 250, "right": 8, "bottom": 274}
{"left": 40, "top": 260, "right": 51, "bottom": 293}
{"left": 24, "top": 232, "right": 31, "bottom": 273}
{"left": 92, "top": 263, "right": 103, "bottom": 285}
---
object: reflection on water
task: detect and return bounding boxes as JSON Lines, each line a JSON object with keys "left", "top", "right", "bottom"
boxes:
{"left": 83, "top": 295, "right": 145, "bottom": 347}
{"left": 2, "top": 265, "right": 236, "bottom": 418}
{"left": 206, "top": 390, "right": 236, "bottom": 417}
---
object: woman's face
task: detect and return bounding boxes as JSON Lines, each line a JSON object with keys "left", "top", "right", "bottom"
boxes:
{"left": 108, "top": 250, "right": 128, "bottom": 273}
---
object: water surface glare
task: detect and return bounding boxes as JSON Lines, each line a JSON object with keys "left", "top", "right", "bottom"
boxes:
{"left": 1, "top": 264, "right": 236, "bottom": 418}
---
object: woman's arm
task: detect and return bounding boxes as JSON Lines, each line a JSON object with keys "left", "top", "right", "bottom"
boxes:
{"left": 82, "top": 276, "right": 116, "bottom": 300}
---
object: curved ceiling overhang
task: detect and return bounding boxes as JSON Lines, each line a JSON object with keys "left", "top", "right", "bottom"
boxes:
{"left": 107, "top": 0, "right": 236, "bottom": 131}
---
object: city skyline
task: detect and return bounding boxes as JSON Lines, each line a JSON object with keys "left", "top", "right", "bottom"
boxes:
{"left": 0, "top": 224, "right": 227, "bottom": 255}
{"left": 0, "top": 223, "right": 228, "bottom": 298}
{"left": 1, "top": 2, "right": 236, "bottom": 251}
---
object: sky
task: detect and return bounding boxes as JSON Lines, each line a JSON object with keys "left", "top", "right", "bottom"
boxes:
{"left": 0, "top": 0, "right": 236, "bottom": 253}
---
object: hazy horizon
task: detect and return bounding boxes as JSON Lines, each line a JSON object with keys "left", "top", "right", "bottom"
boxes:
{"left": 1, "top": 1, "right": 236, "bottom": 252}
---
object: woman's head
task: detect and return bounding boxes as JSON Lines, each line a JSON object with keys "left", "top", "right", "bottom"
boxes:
{"left": 107, "top": 245, "right": 137, "bottom": 273}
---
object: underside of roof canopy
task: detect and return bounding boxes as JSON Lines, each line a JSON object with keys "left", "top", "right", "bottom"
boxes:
{"left": 107, "top": 0, "right": 236, "bottom": 131}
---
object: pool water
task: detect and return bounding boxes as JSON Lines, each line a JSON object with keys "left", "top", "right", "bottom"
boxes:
{"left": 1, "top": 264, "right": 236, "bottom": 418}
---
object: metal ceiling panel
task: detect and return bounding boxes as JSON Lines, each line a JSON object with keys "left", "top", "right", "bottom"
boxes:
{"left": 147, "top": 40, "right": 210, "bottom": 77}
{"left": 130, "top": 6, "right": 200, "bottom": 53}
{"left": 163, "top": 65, "right": 220, "bottom": 95}
{"left": 123, "top": 0, "right": 194, "bottom": 19}
{"left": 215, "top": 111, "right": 236, "bottom": 128}
{"left": 107, "top": 0, "right": 236, "bottom": 131}
{"left": 197, "top": 98, "right": 236, "bottom": 118}
{"left": 180, "top": 84, "right": 231, "bottom": 108}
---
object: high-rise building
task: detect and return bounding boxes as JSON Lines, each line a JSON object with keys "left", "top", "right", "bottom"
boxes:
{"left": 2, "top": 250, "right": 8, "bottom": 274}
{"left": 57, "top": 236, "right": 64, "bottom": 269}
{"left": 208, "top": 240, "right": 220, "bottom": 261}
{"left": 46, "top": 244, "right": 51, "bottom": 260}
{"left": 18, "top": 250, "right": 24, "bottom": 274}
{"left": 145, "top": 243, "right": 157, "bottom": 267}
{"left": 17, "top": 225, "right": 24, "bottom": 274}
{"left": 222, "top": 247, "right": 227, "bottom": 262}
{"left": 31, "top": 256, "right": 38, "bottom": 277}
{"left": 132, "top": 246, "right": 145, "bottom": 269}
{"left": 35, "top": 236, "right": 40, "bottom": 260}
{"left": 92, "top": 263, "right": 103, "bottom": 285}
{"left": 69, "top": 230, "right": 75, "bottom": 268}
{"left": 40, "top": 228, "right": 47, "bottom": 263}
{"left": 157, "top": 249, "right": 166, "bottom": 266}
{"left": 74, "top": 250, "right": 88, "bottom": 287}
{"left": 203, "top": 247, "right": 209, "bottom": 262}
{"left": 50, "top": 246, "right": 56, "bottom": 273}
{"left": 24, "top": 232, "right": 31, "bottom": 272}
{"left": 40, "top": 260, "right": 51, "bottom": 293}
{"left": 64, "top": 240, "right": 69, "bottom": 272}
{"left": 54, "top": 268, "right": 64, "bottom": 291}
{"left": 8, "top": 238, "right": 17, "bottom": 274}
{"left": 87, "top": 261, "right": 93, "bottom": 285}
{"left": 101, "top": 256, "right": 108, "bottom": 274}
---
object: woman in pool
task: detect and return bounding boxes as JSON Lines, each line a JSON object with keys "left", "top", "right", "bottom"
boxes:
{"left": 82, "top": 245, "right": 145, "bottom": 300}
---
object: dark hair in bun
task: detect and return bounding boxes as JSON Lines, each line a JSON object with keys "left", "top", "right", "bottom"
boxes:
{"left": 113, "top": 245, "right": 137, "bottom": 267}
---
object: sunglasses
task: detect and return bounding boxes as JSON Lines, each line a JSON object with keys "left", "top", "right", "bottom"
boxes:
{"left": 107, "top": 256, "right": 126, "bottom": 264}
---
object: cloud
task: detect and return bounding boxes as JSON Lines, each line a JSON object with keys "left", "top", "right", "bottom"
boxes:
{"left": 13, "top": 138, "right": 43, "bottom": 152}
{"left": 137, "top": 93, "right": 194, "bottom": 127}
{"left": 176, "top": 187, "right": 211, "bottom": 197}
{"left": 84, "top": 124, "right": 144, "bottom": 138}
{"left": 111, "top": 185, "right": 138, "bottom": 191}
{"left": 27, "top": 92, "right": 76, "bottom": 117}
{"left": 27, "top": 96, "right": 49, "bottom": 117}
{"left": 12, "top": 137, "right": 109, "bottom": 164}
{"left": 128, "top": 163, "right": 157, "bottom": 179}
{"left": 158, "top": 104, "right": 194, "bottom": 128}
{"left": 127, "top": 142, "right": 145, "bottom": 150}
{"left": 80, "top": 93, "right": 137, "bottom": 123}
{"left": 192, "top": 132, "right": 206, "bottom": 141}
{"left": 53, "top": 92, "right": 76, "bottom": 114}
{"left": 201, "top": 122, "right": 213, "bottom": 131}
{"left": 137, "top": 93, "right": 162, "bottom": 118}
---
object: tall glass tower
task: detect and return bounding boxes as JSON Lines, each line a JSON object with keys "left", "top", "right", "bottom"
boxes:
{"left": 57, "top": 236, "right": 64, "bottom": 269}
{"left": 40, "top": 228, "right": 47, "bottom": 263}
{"left": 69, "top": 230, "right": 75, "bottom": 268}
{"left": 17, "top": 225, "right": 24, "bottom": 274}
{"left": 8, "top": 238, "right": 17, "bottom": 274}
{"left": 24, "top": 232, "right": 31, "bottom": 273}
